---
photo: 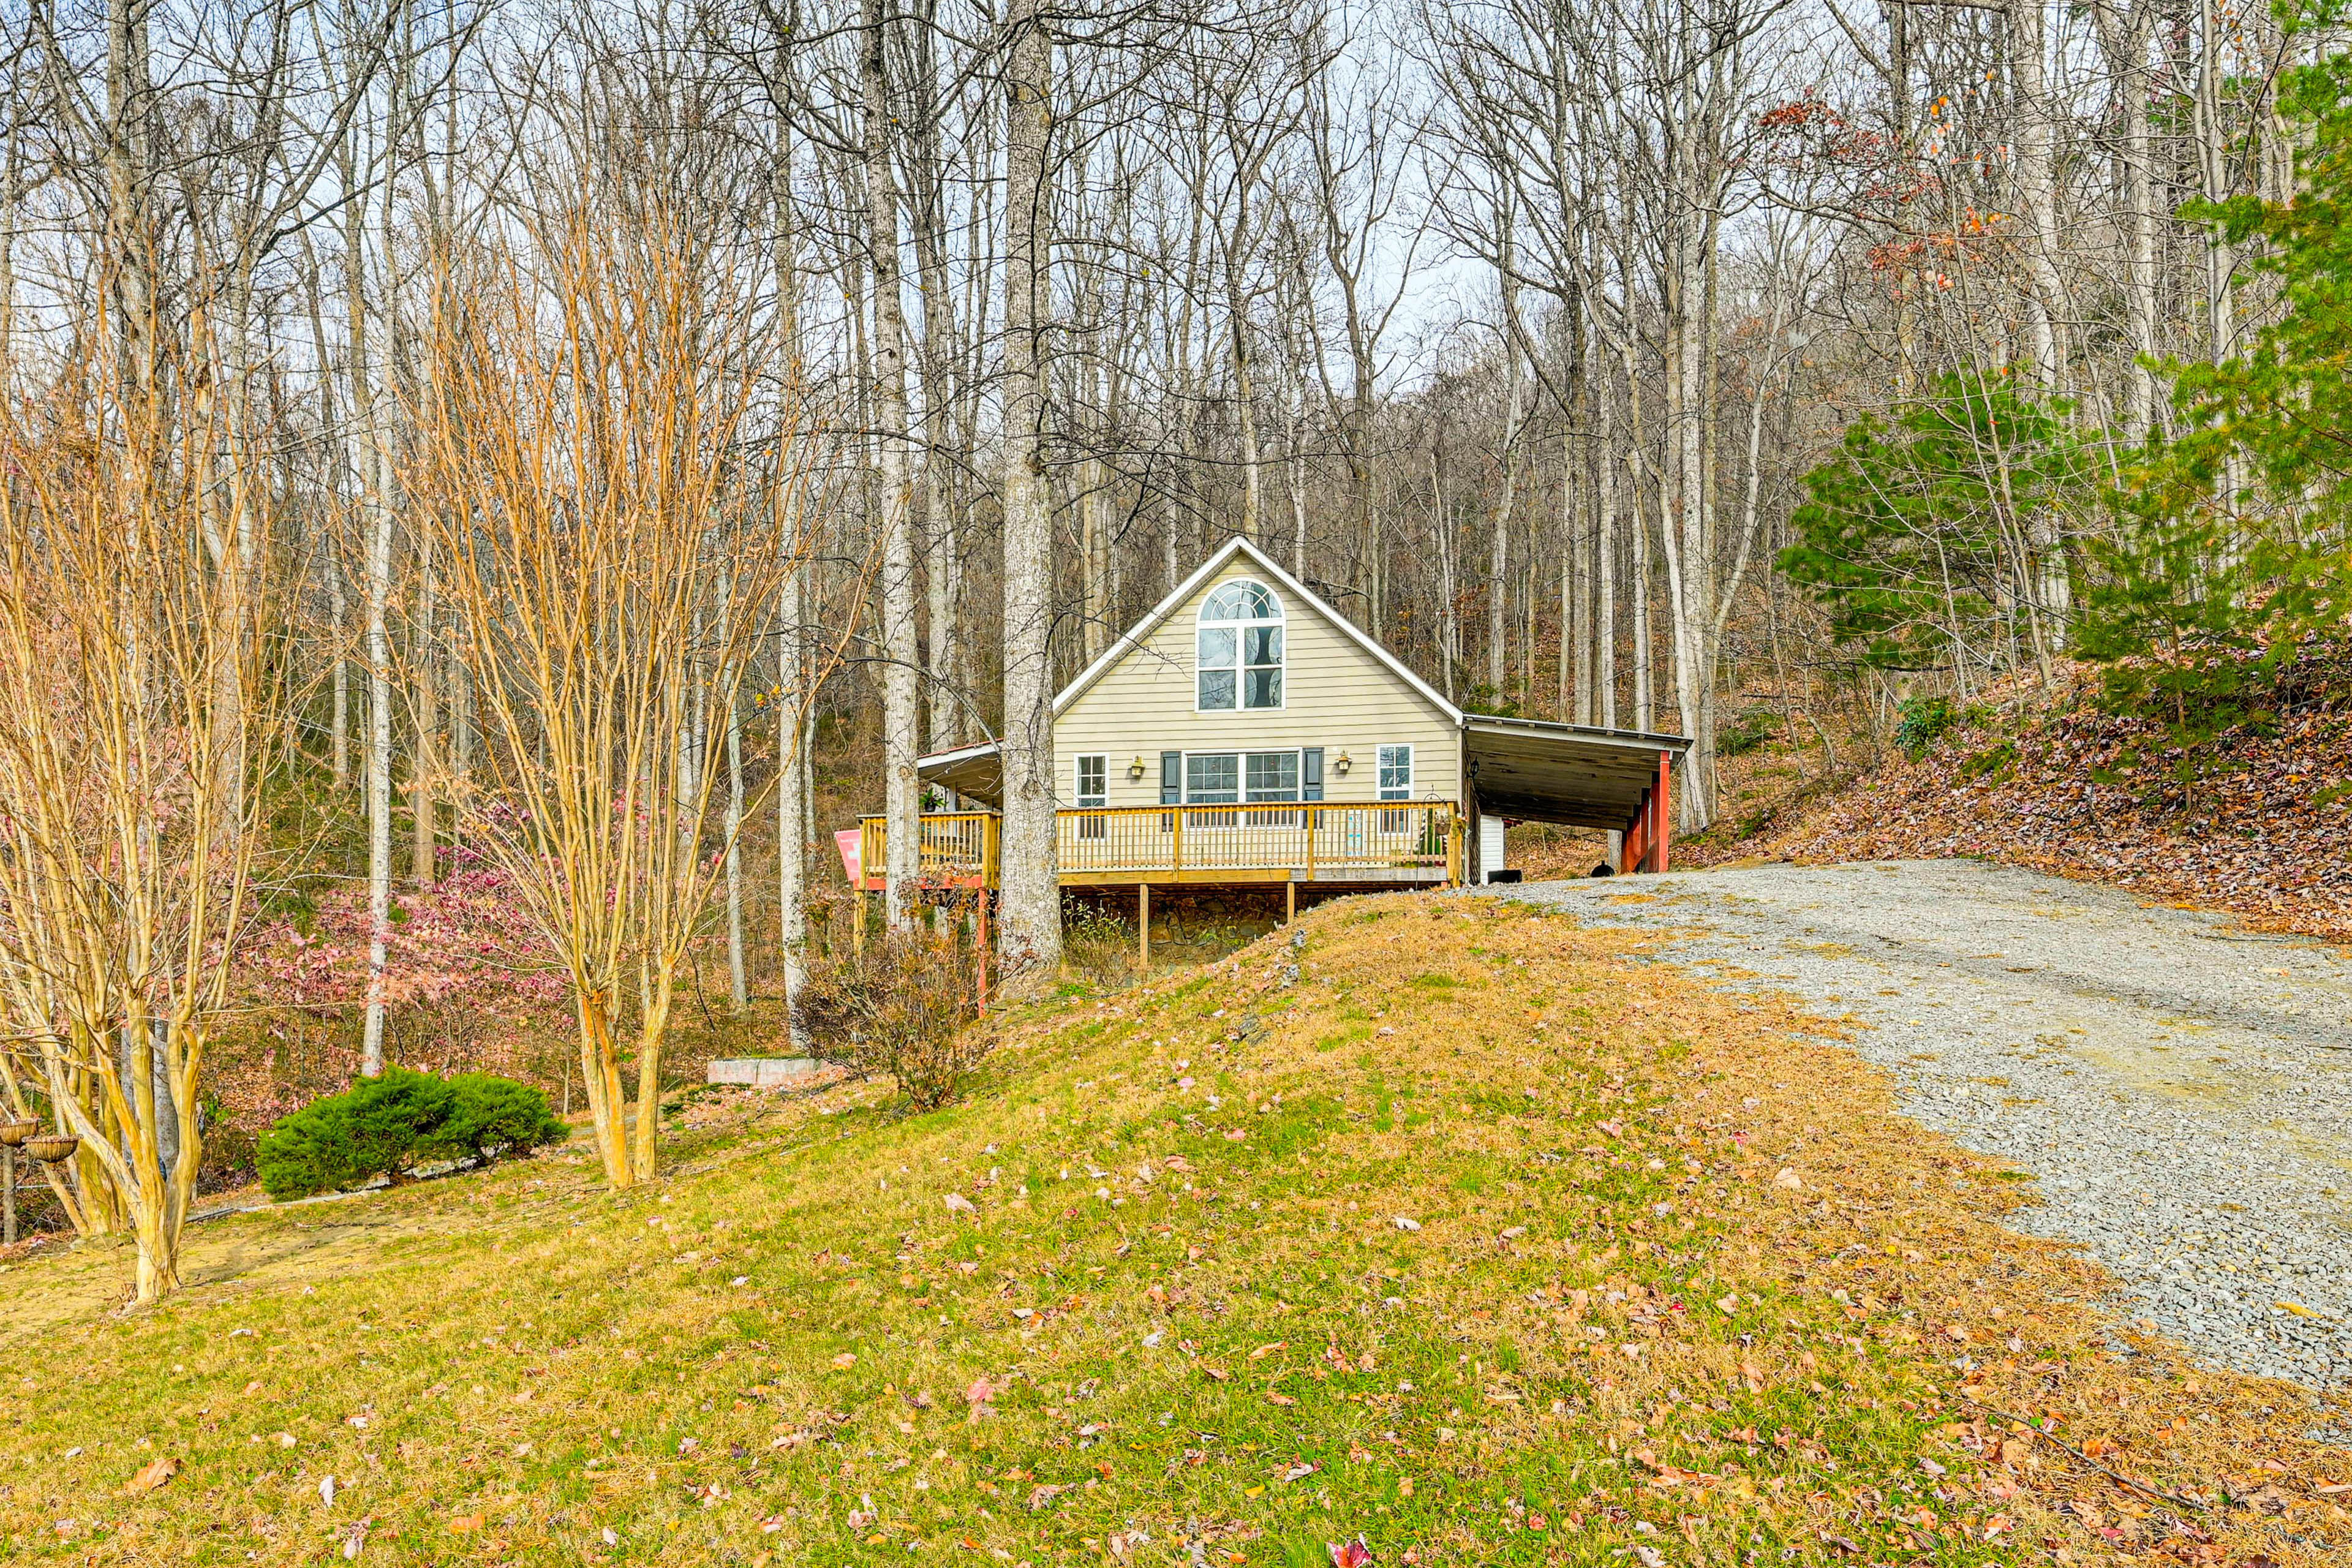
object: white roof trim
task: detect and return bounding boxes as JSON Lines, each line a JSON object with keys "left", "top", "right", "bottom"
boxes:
{"left": 916, "top": 737, "right": 1002, "bottom": 769}
{"left": 1050, "top": 536, "right": 1464, "bottom": 725}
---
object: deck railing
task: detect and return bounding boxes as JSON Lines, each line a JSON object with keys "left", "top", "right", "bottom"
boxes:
{"left": 857, "top": 810, "right": 999, "bottom": 890}
{"left": 857, "top": 802, "right": 1460, "bottom": 889}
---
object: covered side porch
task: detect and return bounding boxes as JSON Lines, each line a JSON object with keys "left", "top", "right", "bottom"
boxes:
{"left": 1461, "top": 716, "right": 1691, "bottom": 878}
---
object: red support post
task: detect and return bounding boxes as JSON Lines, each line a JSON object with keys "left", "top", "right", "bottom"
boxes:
{"left": 1623, "top": 795, "right": 1647, "bottom": 875}
{"left": 1653, "top": 750, "right": 1672, "bottom": 873}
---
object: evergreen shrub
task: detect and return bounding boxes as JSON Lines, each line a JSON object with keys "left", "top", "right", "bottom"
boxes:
{"left": 256, "top": 1068, "right": 564, "bottom": 1200}
{"left": 431, "top": 1073, "right": 567, "bottom": 1165}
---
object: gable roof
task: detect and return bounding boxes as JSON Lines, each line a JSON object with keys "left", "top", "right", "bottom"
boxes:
{"left": 1050, "top": 535, "right": 1463, "bottom": 723}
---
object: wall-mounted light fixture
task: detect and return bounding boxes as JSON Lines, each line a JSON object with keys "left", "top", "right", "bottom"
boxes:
{"left": 1128, "top": 755, "right": 1147, "bottom": 780}
{"left": 1334, "top": 751, "right": 1352, "bottom": 776}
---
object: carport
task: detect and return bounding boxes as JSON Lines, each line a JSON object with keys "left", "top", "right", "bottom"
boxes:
{"left": 1460, "top": 716, "right": 1692, "bottom": 877}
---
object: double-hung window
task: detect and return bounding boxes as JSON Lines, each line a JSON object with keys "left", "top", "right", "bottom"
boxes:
{"left": 1074, "top": 753, "right": 1107, "bottom": 839}
{"left": 1243, "top": 750, "right": 1300, "bottom": 826}
{"left": 1196, "top": 580, "right": 1285, "bottom": 710}
{"left": 1184, "top": 752, "right": 1240, "bottom": 804}
{"left": 1377, "top": 743, "right": 1413, "bottom": 832}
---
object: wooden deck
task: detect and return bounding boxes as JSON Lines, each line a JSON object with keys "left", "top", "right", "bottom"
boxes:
{"left": 855, "top": 803, "right": 1463, "bottom": 892}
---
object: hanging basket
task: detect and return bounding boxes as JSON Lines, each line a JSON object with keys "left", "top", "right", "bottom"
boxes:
{"left": 0, "top": 1118, "right": 37, "bottom": 1148}
{"left": 25, "top": 1134, "right": 78, "bottom": 1164}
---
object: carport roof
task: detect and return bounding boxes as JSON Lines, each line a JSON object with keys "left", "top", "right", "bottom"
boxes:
{"left": 917, "top": 738, "right": 1005, "bottom": 806}
{"left": 1463, "top": 715, "right": 1690, "bottom": 831}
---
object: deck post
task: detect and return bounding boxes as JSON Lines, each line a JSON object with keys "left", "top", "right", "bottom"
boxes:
{"left": 1284, "top": 876, "right": 1295, "bottom": 925}
{"left": 1137, "top": 883, "right": 1150, "bottom": 970}
{"left": 976, "top": 892, "right": 990, "bottom": 1011}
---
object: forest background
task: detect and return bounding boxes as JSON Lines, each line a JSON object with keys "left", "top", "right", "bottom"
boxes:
{"left": 4, "top": 0, "right": 2350, "bottom": 1297}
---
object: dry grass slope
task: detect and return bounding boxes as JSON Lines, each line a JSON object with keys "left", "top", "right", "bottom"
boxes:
{"left": 0, "top": 895, "right": 2343, "bottom": 1566}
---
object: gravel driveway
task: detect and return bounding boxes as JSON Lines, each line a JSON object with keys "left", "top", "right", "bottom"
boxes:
{"left": 1485, "top": 859, "right": 2352, "bottom": 1392}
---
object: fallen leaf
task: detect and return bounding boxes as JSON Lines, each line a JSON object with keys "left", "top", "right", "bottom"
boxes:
{"left": 831, "top": 1353, "right": 858, "bottom": 1370}
{"left": 123, "top": 1456, "right": 178, "bottom": 1494}
{"left": 1327, "top": 1536, "right": 1374, "bottom": 1567}
{"left": 944, "top": 1193, "right": 977, "bottom": 1215}
{"left": 450, "top": 1515, "right": 484, "bottom": 1534}
{"left": 1773, "top": 1169, "right": 1803, "bottom": 1191}
{"left": 1392, "top": 1216, "right": 1421, "bottom": 1232}
{"left": 1249, "top": 1342, "right": 1287, "bottom": 1360}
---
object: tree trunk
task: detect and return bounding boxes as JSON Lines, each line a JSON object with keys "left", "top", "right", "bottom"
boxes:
{"left": 1488, "top": 251, "right": 1521, "bottom": 701}
{"left": 725, "top": 671, "right": 747, "bottom": 1015}
{"left": 2094, "top": 0, "right": 2160, "bottom": 439}
{"left": 1594, "top": 322, "right": 1618, "bottom": 729}
{"left": 779, "top": 575, "right": 811, "bottom": 1044}
{"left": 410, "top": 539, "right": 438, "bottom": 889}
{"left": 997, "top": 0, "right": 1061, "bottom": 974}
{"left": 329, "top": 551, "right": 350, "bottom": 791}
{"left": 577, "top": 990, "right": 633, "bottom": 1188}
{"left": 866, "top": 0, "right": 923, "bottom": 930}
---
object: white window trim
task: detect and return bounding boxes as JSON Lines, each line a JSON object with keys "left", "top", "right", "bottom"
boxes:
{"left": 1193, "top": 578, "right": 1287, "bottom": 714}
{"left": 1073, "top": 752, "right": 1108, "bottom": 808}
{"left": 1376, "top": 742, "right": 1414, "bottom": 801}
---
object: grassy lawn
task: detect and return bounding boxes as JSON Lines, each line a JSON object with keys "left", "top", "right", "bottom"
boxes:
{"left": 1, "top": 894, "right": 2343, "bottom": 1566}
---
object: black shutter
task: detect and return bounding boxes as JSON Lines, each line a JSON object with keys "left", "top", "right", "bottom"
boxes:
{"left": 1301, "top": 747, "right": 1324, "bottom": 802}
{"left": 1160, "top": 751, "right": 1182, "bottom": 805}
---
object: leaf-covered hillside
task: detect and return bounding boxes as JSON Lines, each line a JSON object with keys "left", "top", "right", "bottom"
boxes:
{"left": 1728, "top": 654, "right": 2352, "bottom": 941}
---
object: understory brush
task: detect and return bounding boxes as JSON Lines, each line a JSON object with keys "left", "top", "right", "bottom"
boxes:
{"left": 793, "top": 929, "right": 993, "bottom": 1110}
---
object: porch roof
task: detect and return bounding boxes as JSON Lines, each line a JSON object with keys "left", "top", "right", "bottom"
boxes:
{"left": 918, "top": 738, "right": 1005, "bottom": 805}
{"left": 1462, "top": 716, "right": 1691, "bottom": 831}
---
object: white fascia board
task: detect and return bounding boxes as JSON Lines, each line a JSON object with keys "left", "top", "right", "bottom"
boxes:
{"left": 916, "top": 737, "right": 1004, "bottom": 769}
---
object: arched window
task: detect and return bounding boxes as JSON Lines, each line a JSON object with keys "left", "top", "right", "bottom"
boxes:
{"left": 1196, "top": 579, "right": 1284, "bottom": 710}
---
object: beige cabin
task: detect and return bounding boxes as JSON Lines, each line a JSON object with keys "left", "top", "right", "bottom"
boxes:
{"left": 856, "top": 537, "right": 1688, "bottom": 899}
